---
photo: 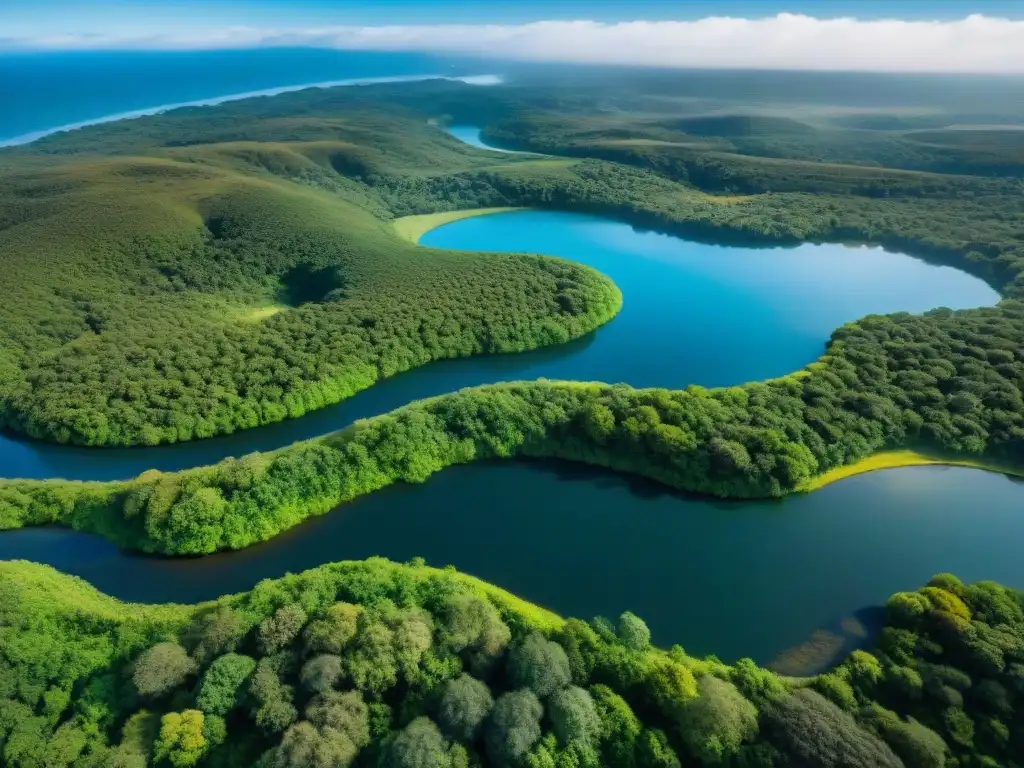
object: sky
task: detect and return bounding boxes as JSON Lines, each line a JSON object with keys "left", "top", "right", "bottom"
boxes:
{"left": 4, "top": 0, "right": 1024, "bottom": 73}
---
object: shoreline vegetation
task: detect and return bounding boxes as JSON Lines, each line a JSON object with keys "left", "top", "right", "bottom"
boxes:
{"left": 392, "top": 207, "right": 527, "bottom": 243}
{"left": 3, "top": 558, "right": 1022, "bottom": 767}
{"left": 799, "top": 449, "right": 1024, "bottom": 491}
{"left": 0, "top": 78, "right": 1023, "bottom": 553}
{"left": 3, "top": 72, "right": 1024, "bottom": 767}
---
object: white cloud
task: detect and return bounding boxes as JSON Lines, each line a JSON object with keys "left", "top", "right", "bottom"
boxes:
{"left": 9, "top": 14, "right": 1024, "bottom": 74}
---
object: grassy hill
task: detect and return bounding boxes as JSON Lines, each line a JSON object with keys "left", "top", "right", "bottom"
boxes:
{"left": 0, "top": 115, "right": 620, "bottom": 446}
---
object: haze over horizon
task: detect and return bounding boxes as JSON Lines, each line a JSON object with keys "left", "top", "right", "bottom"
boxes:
{"left": 4, "top": 0, "right": 1024, "bottom": 73}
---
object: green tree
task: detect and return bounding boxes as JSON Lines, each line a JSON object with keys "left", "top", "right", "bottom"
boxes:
{"left": 153, "top": 710, "right": 207, "bottom": 768}
{"left": 677, "top": 676, "right": 758, "bottom": 763}
{"left": 507, "top": 633, "right": 571, "bottom": 698}
{"left": 305, "top": 691, "right": 370, "bottom": 749}
{"left": 301, "top": 655, "right": 344, "bottom": 695}
{"left": 617, "top": 613, "right": 651, "bottom": 652}
{"left": 259, "top": 604, "right": 308, "bottom": 654}
{"left": 269, "top": 721, "right": 361, "bottom": 768}
{"left": 196, "top": 653, "right": 256, "bottom": 716}
{"left": 386, "top": 717, "right": 452, "bottom": 768}
{"left": 188, "top": 607, "right": 247, "bottom": 663}
{"left": 486, "top": 690, "right": 544, "bottom": 766}
{"left": 549, "top": 686, "right": 600, "bottom": 747}
{"left": 764, "top": 689, "right": 903, "bottom": 768}
{"left": 133, "top": 643, "right": 197, "bottom": 698}
{"left": 249, "top": 659, "right": 297, "bottom": 735}
{"left": 435, "top": 674, "right": 494, "bottom": 742}
{"left": 304, "top": 603, "right": 362, "bottom": 655}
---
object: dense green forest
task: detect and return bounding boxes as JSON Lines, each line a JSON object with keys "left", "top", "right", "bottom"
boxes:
{"left": 5, "top": 296, "right": 1024, "bottom": 554}
{"left": 5, "top": 69, "right": 1024, "bottom": 768}
{"left": 3, "top": 78, "right": 1024, "bottom": 448}
{"left": 2, "top": 559, "right": 1023, "bottom": 767}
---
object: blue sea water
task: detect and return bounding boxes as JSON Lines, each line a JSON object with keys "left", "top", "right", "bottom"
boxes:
{"left": 0, "top": 48, "right": 485, "bottom": 145}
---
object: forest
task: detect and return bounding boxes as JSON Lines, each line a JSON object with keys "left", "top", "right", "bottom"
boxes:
{"left": 5, "top": 296, "right": 1024, "bottom": 554}
{"left": 3, "top": 78, "right": 1024, "bottom": 447}
{"left": 2, "top": 559, "right": 1023, "bottom": 768}
{"left": 4, "top": 72, "right": 1024, "bottom": 768}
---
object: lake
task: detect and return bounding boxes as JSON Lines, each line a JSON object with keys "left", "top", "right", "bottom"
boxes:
{"left": 0, "top": 210, "right": 998, "bottom": 481}
{"left": 0, "top": 137, "right": 1015, "bottom": 667}
{"left": 5, "top": 462, "right": 1024, "bottom": 669}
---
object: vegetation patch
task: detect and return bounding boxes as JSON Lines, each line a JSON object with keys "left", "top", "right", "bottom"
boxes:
{"left": 1, "top": 559, "right": 1021, "bottom": 768}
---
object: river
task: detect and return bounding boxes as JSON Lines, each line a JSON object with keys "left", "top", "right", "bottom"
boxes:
{"left": 0, "top": 128, "right": 1016, "bottom": 670}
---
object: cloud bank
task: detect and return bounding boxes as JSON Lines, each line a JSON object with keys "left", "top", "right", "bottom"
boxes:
{"left": 10, "top": 14, "right": 1024, "bottom": 74}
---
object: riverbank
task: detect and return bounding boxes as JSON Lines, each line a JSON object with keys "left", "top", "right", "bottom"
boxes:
{"left": 800, "top": 449, "right": 1024, "bottom": 491}
{"left": 392, "top": 207, "right": 527, "bottom": 243}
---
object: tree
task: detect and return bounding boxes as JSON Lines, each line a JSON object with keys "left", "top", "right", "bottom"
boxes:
{"left": 153, "top": 710, "right": 207, "bottom": 768}
{"left": 344, "top": 618, "right": 399, "bottom": 696}
{"left": 436, "top": 674, "right": 494, "bottom": 742}
{"left": 196, "top": 654, "right": 256, "bottom": 716}
{"left": 188, "top": 607, "right": 247, "bottom": 663}
{"left": 764, "top": 689, "right": 903, "bottom": 768}
{"left": 486, "top": 690, "right": 544, "bottom": 766}
{"left": 507, "top": 634, "right": 571, "bottom": 698}
{"left": 304, "top": 603, "right": 362, "bottom": 655}
{"left": 549, "top": 686, "right": 600, "bottom": 748}
{"left": 259, "top": 604, "right": 308, "bottom": 654}
{"left": 306, "top": 691, "right": 370, "bottom": 748}
{"left": 386, "top": 717, "right": 453, "bottom": 768}
{"left": 646, "top": 660, "right": 697, "bottom": 716}
{"left": 636, "top": 729, "right": 681, "bottom": 768}
{"left": 133, "top": 643, "right": 196, "bottom": 698}
{"left": 439, "top": 594, "right": 511, "bottom": 673}
{"left": 617, "top": 613, "right": 651, "bottom": 652}
{"left": 591, "top": 685, "right": 641, "bottom": 767}
{"left": 268, "top": 721, "right": 361, "bottom": 768}
{"left": 730, "top": 658, "right": 786, "bottom": 707}
{"left": 301, "top": 655, "right": 344, "bottom": 695}
{"left": 249, "top": 659, "right": 297, "bottom": 734}
{"left": 870, "top": 708, "right": 947, "bottom": 768}
{"left": 676, "top": 676, "right": 758, "bottom": 764}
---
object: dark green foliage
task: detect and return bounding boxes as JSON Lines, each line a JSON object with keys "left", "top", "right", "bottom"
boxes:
{"left": 547, "top": 686, "right": 600, "bottom": 747}
{"left": 507, "top": 634, "right": 571, "bottom": 698}
{"left": 299, "top": 655, "right": 343, "bottom": 695}
{"left": 259, "top": 605, "right": 309, "bottom": 655}
{"left": 5, "top": 558, "right": 1023, "bottom": 768}
{"left": 435, "top": 674, "right": 494, "bottom": 742}
{"left": 868, "top": 708, "right": 947, "bottom": 768}
{"left": 385, "top": 717, "right": 452, "bottom": 768}
{"left": 133, "top": 643, "right": 197, "bottom": 698}
{"left": 763, "top": 689, "right": 903, "bottom": 768}
{"left": 676, "top": 676, "right": 759, "bottom": 763}
{"left": 486, "top": 690, "right": 544, "bottom": 766}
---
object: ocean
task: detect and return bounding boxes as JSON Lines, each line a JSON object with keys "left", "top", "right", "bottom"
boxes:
{"left": 0, "top": 48, "right": 490, "bottom": 145}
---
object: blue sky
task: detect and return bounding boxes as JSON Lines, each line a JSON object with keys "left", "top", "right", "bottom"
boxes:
{"left": 5, "top": 0, "right": 1024, "bottom": 37}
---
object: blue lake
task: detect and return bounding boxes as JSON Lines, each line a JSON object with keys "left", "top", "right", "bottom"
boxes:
{"left": 0, "top": 208, "right": 1017, "bottom": 667}
{"left": 0, "top": 211, "right": 998, "bottom": 481}
{"left": 6, "top": 462, "right": 1024, "bottom": 669}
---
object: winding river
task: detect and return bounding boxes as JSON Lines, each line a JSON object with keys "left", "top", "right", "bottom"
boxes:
{"left": 0, "top": 126, "right": 1019, "bottom": 670}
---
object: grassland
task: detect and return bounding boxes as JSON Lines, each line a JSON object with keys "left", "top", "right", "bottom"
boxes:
{"left": 800, "top": 449, "right": 1024, "bottom": 491}
{"left": 392, "top": 206, "right": 526, "bottom": 243}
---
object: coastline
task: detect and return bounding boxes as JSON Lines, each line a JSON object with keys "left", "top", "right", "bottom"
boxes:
{"left": 0, "top": 73, "right": 501, "bottom": 148}
{"left": 392, "top": 207, "right": 528, "bottom": 243}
